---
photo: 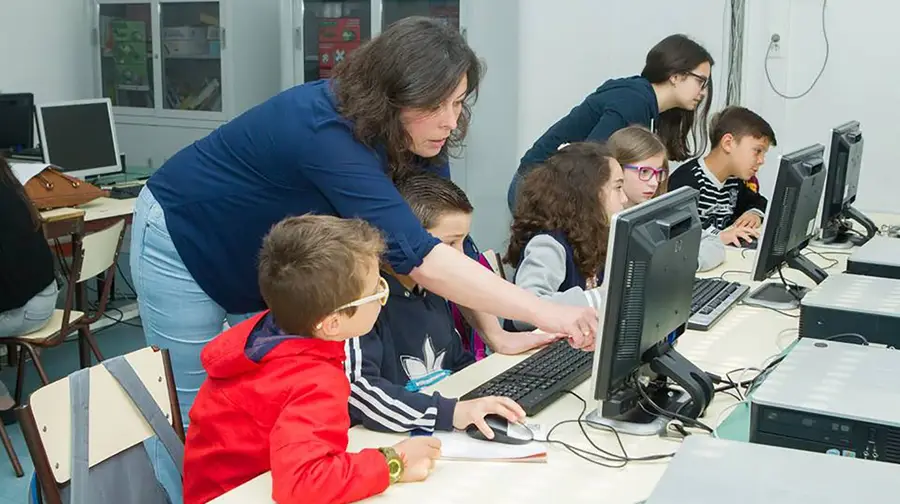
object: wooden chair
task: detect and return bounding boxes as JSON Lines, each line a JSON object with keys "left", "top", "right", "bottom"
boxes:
{"left": 0, "top": 379, "right": 23, "bottom": 477}
{"left": 0, "top": 219, "right": 126, "bottom": 406}
{"left": 15, "top": 346, "right": 184, "bottom": 504}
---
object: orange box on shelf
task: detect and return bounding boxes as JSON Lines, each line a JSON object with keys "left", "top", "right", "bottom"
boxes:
{"left": 317, "top": 17, "right": 361, "bottom": 43}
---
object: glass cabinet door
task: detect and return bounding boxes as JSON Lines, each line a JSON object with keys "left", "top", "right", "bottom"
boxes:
{"left": 302, "top": 1, "right": 372, "bottom": 83}
{"left": 160, "top": 1, "right": 223, "bottom": 112}
{"left": 383, "top": 0, "right": 459, "bottom": 30}
{"left": 98, "top": 3, "right": 155, "bottom": 108}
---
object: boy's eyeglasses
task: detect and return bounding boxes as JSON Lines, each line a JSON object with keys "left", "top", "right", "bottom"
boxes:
{"left": 316, "top": 277, "right": 390, "bottom": 330}
{"left": 686, "top": 71, "right": 709, "bottom": 90}
{"left": 624, "top": 164, "right": 669, "bottom": 183}
{"left": 336, "top": 276, "right": 390, "bottom": 311}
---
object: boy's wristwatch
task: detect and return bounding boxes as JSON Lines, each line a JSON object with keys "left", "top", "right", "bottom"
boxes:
{"left": 378, "top": 447, "right": 404, "bottom": 484}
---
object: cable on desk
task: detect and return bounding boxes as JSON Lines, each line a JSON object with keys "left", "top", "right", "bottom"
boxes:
{"left": 717, "top": 269, "right": 750, "bottom": 281}
{"left": 824, "top": 333, "right": 868, "bottom": 345}
{"left": 803, "top": 249, "right": 839, "bottom": 270}
{"left": 632, "top": 377, "right": 714, "bottom": 434}
{"left": 539, "top": 391, "right": 676, "bottom": 468}
{"left": 738, "top": 300, "right": 800, "bottom": 318}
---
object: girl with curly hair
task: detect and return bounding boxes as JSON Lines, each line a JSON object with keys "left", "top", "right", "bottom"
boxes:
{"left": 504, "top": 142, "right": 627, "bottom": 331}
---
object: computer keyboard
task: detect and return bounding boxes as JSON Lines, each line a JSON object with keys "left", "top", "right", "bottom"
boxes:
{"left": 460, "top": 339, "right": 593, "bottom": 416}
{"left": 689, "top": 277, "right": 749, "bottom": 331}
{"left": 108, "top": 184, "right": 143, "bottom": 200}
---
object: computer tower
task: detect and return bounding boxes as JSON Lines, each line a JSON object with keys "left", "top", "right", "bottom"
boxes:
{"left": 799, "top": 273, "right": 900, "bottom": 347}
{"left": 750, "top": 338, "right": 900, "bottom": 465}
{"left": 646, "top": 436, "right": 896, "bottom": 504}
{"left": 847, "top": 235, "right": 900, "bottom": 280}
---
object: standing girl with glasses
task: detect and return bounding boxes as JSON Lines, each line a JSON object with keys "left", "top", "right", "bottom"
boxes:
{"left": 509, "top": 33, "right": 714, "bottom": 210}
{"left": 607, "top": 126, "right": 725, "bottom": 272}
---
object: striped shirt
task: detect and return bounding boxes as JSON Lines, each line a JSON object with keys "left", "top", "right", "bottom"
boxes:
{"left": 669, "top": 158, "right": 767, "bottom": 232}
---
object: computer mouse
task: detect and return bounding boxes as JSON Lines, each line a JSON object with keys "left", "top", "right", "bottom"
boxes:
{"left": 465, "top": 414, "right": 534, "bottom": 445}
{"left": 741, "top": 238, "right": 759, "bottom": 250}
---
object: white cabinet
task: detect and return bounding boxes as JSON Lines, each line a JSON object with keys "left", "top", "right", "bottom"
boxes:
{"left": 92, "top": 0, "right": 280, "bottom": 170}
{"left": 279, "top": 0, "right": 460, "bottom": 90}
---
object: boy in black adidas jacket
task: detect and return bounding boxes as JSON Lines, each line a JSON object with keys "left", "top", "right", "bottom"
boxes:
{"left": 669, "top": 106, "right": 776, "bottom": 246}
{"left": 345, "top": 173, "right": 531, "bottom": 439}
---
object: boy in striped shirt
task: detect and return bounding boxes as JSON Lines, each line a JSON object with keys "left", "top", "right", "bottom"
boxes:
{"left": 669, "top": 106, "right": 777, "bottom": 246}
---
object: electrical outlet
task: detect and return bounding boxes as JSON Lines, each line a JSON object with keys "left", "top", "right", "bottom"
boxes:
{"left": 768, "top": 33, "right": 784, "bottom": 60}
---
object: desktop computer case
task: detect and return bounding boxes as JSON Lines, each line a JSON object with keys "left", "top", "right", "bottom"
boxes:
{"left": 799, "top": 273, "right": 900, "bottom": 347}
{"left": 847, "top": 236, "right": 900, "bottom": 280}
{"left": 749, "top": 339, "right": 900, "bottom": 465}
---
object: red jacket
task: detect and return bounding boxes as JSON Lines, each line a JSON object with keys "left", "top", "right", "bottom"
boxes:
{"left": 183, "top": 311, "right": 389, "bottom": 504}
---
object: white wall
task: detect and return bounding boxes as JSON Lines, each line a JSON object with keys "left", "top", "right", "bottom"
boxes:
{"left": 459, "top": 0, "right": 520, "bottom": 252}
{"left": 464, "top": 0, "right": 730, "bottom": 252}
{"left": 743, "top": 0, "right": 898, "bottom": 213}
{"left": 0, "top": 1, "right": 94, "bottom": 102}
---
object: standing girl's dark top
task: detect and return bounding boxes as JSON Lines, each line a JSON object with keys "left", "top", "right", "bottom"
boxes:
{"left": 508, "top": 34, "right": 715, "bottom": 210}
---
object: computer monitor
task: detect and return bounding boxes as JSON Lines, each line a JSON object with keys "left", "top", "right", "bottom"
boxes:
{"left": 586, "top": 186, "right": 715, "bottom": 436}
{"left": 0, "top": 93, "right": 35, "bottom": 152}
{"left": 816, "top": 121, "right": 877, "bottom": 248}
{"left": 35, "top": 98, "right": 122, "bottom": 179}
{"left": 746, "top": 145, "right": 828, "bottom": 310}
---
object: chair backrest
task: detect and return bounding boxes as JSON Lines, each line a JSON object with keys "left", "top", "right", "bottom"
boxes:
{"left": 16, "top": 347, "right": 184, "bottom": 503}
{"left": 482, "top": 249, "right": 506, "bottom": 280}
{"left": 77, "top": 219, "right": 126, "bottom": 283}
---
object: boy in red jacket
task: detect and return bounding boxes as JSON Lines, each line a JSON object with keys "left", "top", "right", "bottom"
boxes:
{"left": 183, "top": 215, "right": 442, "bottom": 504}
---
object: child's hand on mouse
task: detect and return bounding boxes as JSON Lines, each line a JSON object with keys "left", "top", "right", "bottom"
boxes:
{"left": 719, "top": 226, "right": 759, "bottom": 246}
{"left": 392, "top": 437, "right": 442, "bottom": 482}
{"left": 491, "top": 329, "right": 564, "bottom": 355}
{"left": 453, "top": 397, "right": 526, "bottom": 439}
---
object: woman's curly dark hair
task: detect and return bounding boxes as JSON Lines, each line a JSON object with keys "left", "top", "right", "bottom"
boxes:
{"left": 506, "top": 142, "right": 617, "bottom": 280}
{"left": 332, "top": 16, "right": 483, "bottom": 180}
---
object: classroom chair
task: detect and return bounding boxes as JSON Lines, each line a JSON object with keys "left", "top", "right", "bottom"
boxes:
{"left": 0, "top": 219, "right": 126, "bottom": 406}
{"left": 15, "top": 346, "right": 185, "bottom": 504}
{"left": 482, "top": 249, "right": 507, "bottom": 280}
{"left": 0, "top": 379, "right": 23, "bottom": 477}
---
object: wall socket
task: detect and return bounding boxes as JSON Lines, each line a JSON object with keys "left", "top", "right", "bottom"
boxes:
{"left": 768, "top": 33, "right": 784, "bottom": 59}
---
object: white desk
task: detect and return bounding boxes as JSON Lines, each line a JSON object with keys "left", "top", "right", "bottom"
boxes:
{"left": 212, "top": 215, "right": 900, "bottom": 504}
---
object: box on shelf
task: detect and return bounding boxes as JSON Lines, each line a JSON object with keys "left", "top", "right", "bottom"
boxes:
{"left": 164, "top": 39, "right": 210, "bottom": 58}
{"left": 318, "top": 41, "right": 357, "bottom": 70}
{"left": 162, "top": 26, "right": 207, "bottom": 41}
{"left": 111, "top": 20, "right": 147, "bottom": 43}
{"left": 115, "top": 63, "right": 150, "bottom": 88}
{"left": 317, "top": 17, "right": 360, "bottom": 43}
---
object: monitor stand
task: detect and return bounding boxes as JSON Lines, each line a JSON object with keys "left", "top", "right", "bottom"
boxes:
{"left": 814, "top": 206, "right": 878, "bottom": 249}
{"left": 586, "top": 345, "right": 714, "bottom": 436}
{"left": 586, "top": 386, "right": 689, "bottom": 437}
{"left": 744, "top": 253, "right": 827, "bottom": 310}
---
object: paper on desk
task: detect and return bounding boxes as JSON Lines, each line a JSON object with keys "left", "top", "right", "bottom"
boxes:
{"left": 9, "top": 162, "right": 49, "bottom": 185}
{"left": 433, "top": 430, "right": 548, "bottom": 463}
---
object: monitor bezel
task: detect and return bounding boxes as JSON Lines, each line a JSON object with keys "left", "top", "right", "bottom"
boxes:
{"left": 590, "top": 186, "right": 701, "bottom": 402}
{"left": 750, "top": 144, "right": 826, "bottom": 282}
{"left": 0, "top": 92, "right": 36, "bottom": 150}
{"left": 819, "top": 121, "right": 862, "bottom": 229}
{"left": 35, "top": 97, "right": 122, "bottom": 179}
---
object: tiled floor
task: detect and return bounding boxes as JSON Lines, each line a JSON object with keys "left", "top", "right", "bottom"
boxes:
{"left": 0, "top": 319, "right": 147, "bottom": 504}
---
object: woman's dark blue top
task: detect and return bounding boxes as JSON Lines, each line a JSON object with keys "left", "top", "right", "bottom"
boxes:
{"left": 147, "top": 79, "right": 445, "bottom": 314}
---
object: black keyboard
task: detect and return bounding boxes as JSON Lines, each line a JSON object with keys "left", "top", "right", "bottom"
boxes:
{"left": 460, "top": 339, "right": 593, "bottom": 416}
{"left": 108, "top": 185, "right": 143, "bottom": 200}
{"left": 689, "top": 277, "right": 749, "bottom": 331}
